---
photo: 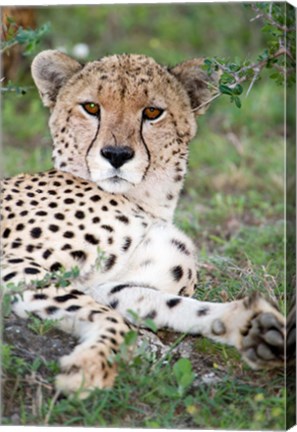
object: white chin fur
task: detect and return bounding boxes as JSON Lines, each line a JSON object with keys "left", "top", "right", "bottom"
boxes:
{"left": 97, "top": 178, "right": 133, "bottom": 194}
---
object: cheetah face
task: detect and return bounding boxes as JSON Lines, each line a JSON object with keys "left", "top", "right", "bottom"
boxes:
{"left": 32, "top": 51, "right": 216, "bottom": 194}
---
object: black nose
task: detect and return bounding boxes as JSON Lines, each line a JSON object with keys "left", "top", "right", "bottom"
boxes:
{"left": 100, "top": 146, "right": 135, "bottom": 169}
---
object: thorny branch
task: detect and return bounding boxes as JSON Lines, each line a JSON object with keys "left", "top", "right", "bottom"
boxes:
{"left": 192, "top": 4, "right": 295, "bottom": 113}
{"left": 250, "top": 3, "right": 295, "bottom": 33}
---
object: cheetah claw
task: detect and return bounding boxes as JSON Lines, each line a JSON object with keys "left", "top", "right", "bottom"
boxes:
{"left": 240, "top": 310, "right": 285, "bottom": 369}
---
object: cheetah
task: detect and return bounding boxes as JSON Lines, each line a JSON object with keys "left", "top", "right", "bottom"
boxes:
{"left": 1, "top": 50, "right": 285, "bottom": 397}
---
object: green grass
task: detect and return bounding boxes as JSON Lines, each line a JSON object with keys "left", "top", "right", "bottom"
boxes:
{"left": 2, "top": 333, "right": 285, "bottom": 428}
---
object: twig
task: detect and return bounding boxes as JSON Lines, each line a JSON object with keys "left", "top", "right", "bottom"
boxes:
{"left": 44, "top": 390, "right": 61, "bottom": 425}
{"left": 250, "top": 3, "right": 293, "bottom": 33}
{"left": 192, "top": 92, "right": 221, "bottom": 113}
{"left": 246, "top": 67, "right": 261, "bottom": 97}
{"left": 0, "top": 41, "right": 18, "bottom": 55}
{"left": 192, "top": 44, "right": 292, "bottom": 111}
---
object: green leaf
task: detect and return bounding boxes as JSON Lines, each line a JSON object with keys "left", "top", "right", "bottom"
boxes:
{"left": 124, "top": 330, "right": 138, "bottom": 346}
{"left": 144, "top": 318, "right": 158, "bottom": 333}
{"left": 219, "top": 84, "right": 233, "bottom": 96}
{"left": 2, "top": 294, "right": 12, "bottom": 317}
{"left": 233, "top": 84, "right": 243, "bottom": 95}
{"left": 173, "top": 358, "right": 195, "bottom": 395}
{"left": 204, "top": 59, "right": 212, "bottom": 66}
{"left": 234, "top": 96, "right": 242, "bottom": 109}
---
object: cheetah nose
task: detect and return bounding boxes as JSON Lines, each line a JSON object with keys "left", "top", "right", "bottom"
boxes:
{"left": 100, "top": 145, "right": 135, "bottom": 169}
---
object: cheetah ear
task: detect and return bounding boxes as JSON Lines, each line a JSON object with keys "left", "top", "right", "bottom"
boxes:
{"left": 170, "top": 59, "right": 218, "bottom": 116}
{"left": 31, "top": 50, "right": 83, "bottom": 108}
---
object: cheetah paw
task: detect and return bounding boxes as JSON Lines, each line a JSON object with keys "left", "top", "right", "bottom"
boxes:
{"left": 55, "top": 343, "right": 117, "bottom": 398}
{"left": 239, "top": 296, "right": 285, "bottom": 369}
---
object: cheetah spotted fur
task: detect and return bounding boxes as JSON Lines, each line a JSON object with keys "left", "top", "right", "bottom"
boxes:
{"left": 1, "top": 50, "right": 285, "bottom": 397}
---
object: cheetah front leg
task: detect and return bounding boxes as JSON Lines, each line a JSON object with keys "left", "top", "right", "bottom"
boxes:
{"left": 91, "top": 284, "right": 285, "bottom": 369}
{"left": 12, "top": 286, "right": 130, "bottom": 397}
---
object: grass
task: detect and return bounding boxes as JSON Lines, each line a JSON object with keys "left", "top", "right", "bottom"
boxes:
{"left": 2, "top": 76, "right": 286, "bottom": 429}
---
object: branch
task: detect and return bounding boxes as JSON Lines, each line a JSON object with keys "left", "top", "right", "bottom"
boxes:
{"left": 192, "top": 46, "right": 293, "bottom": 112}
{"left": 0, "top": 40, "right": 18, "bottom": 55}
{"left": 192, "top": 92, "right": 221, "bottom": 113}
{"left": 250, "top": 4, "right": 294, "bottom": 33}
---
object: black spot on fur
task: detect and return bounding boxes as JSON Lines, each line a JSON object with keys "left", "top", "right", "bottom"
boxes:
{"left": 89, "top": 310, "right": 102, "bottom": 321}
{"left": 171, "top": 239, "right": 190, "bottom": 256}
{"left": 109, "top": 299, "right": 119, "bottom": 309}
{"left": 75, "top": 210, "right": 85, "bottom": 219}
{"left": 31, "top": 227, "right": 42, "bottom": 239}
{"left": 43, "top": 249, "right": 52, "bottom": 259}
{"left": 85, "top": 233, "right": 99, "bottom": 245}
{"left": 144, "top": 310, "right": 157, "bottom": 319}
{"left": 101, "top": 225, "right": 113, "bottom": 232}
{"left": 115, "top": 215, "right": 129, "bottom": 224}
{"left": 54, "top": 294, "right": 78, "bottom": 302}
{"left": 24, "top": 267, "right": 41, "bottom": 275}
{"left": 90, "top": 195, "right": 101, "bottom": 202}
{"left": 110, "top": 284, "right": 131, "bottom": 294}
{"left": 50, "top": 262, "right": 62, "bottom": 272}
{"left": 188, "top": 269, "right": 192, "bottom": 280}
{"left": 197, "top": 307, "right": 209, "bottom": 317}
{"left": 46, "top": 306, "right": 59, "bottom": 315}
{"left": 3, "top": 271, "right": 17, "bottom": 282}
{"left": 171, "top": 265, "right": 184, "bottom": 282}
{"left": 109, "top": 337, "right": 117, "bottom": 345}
{"left": 64, "top": 231, "right": 74, "bottom": 239}
{"left": 166, "top": 298, "right": 182, "bottom": 308}
{"left": 122, "top": 236, "right": 132, "bottom": 251}
{"left": 106, "top": 316, "right": 118, "bottom": 323}
{"left": 49, "top": 224, "right": 59, "bottom": 233}
{"left": 3, "top": 228, "right": 10, "bottom": 238}
{"left": 70, "top": 289, "right": 84, "bottom": 296}
{"left": 104, "top": 254, "right": 117, "bottom": 271}
{"left": 64, "top": 198, "right": 75, "bottom": 204}
{"left": 11, "top": 241, "right": 22, "bottom": 249}
{"left": 71, "top": 250, "right": 87, "bottom": 261}
{"left": 66, "top": 305, "right": 82, "bottom": 312}
{"left": 8, "top": 258, "right": 23, "bottom": 264}
{"left": 34, "top": 293, "right": 48, "bottom": 300}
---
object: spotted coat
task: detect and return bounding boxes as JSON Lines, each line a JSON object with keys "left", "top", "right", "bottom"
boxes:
{"left": 1, "top": 50, "right": 285, "bottom": 397}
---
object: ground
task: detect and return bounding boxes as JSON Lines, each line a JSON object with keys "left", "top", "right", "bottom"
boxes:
{"left": 2, "top": 79, "right": 287, "bottom": 428}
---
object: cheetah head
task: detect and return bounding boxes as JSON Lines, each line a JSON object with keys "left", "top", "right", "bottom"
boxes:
{"left": 32, "top": 50, "right": 216, "bottom": 196}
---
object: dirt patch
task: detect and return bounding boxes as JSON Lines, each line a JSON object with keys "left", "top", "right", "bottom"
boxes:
{"left": 2, "top": 314, "right": 227, "bottom": 425}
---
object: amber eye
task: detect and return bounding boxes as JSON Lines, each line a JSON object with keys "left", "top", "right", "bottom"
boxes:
{"left": 143, "top": 107, "right": 164, "bottom": 121}
{"left": 81, "top": 102, "right": 100, "bottom": 116}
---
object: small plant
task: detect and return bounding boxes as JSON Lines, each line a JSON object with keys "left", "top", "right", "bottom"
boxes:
{"left": 198, "top": 3, "right": 295, "bottom": 111}
{"left": 27, "top": 314, "right": 60, "bottom": 336}
{"left": 1, "top": 16, "right": 51, "bottom": 95}
{"left": 173, "top": 358, "right": 195, "bottom": 396}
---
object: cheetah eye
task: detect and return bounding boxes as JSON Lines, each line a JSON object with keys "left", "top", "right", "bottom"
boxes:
{"left": 143, "top": 107, "right": 164, "bottom": 121}
{"left": 81, "top": 102, "right": 100, "bottom": 116}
